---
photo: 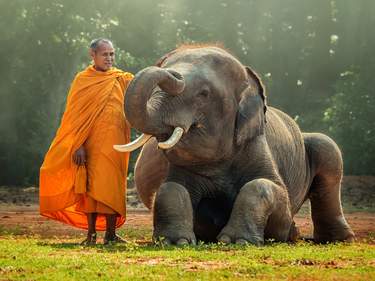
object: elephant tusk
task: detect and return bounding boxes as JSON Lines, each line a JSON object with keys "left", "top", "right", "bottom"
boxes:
{"left": 158, "top": 127, "right": 184, "bottom": 150}
{"left": 113, "top": 134, "right": 152, "bottom": 152}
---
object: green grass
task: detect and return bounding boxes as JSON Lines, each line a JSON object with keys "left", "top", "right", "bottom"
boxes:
{"left": 0, "top": 226, "right": 374, "bottom": 281}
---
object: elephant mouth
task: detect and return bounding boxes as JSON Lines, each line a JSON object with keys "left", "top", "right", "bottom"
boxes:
{"left": 113, "top": 66, "right": 191, "bottom": 153}
{"left": 113, "top": 126, "right": 185, "bottom": 152}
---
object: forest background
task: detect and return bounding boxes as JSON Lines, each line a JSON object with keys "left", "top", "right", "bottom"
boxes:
{"left": 0, "top": 0, "right": 374, "bottom": 185}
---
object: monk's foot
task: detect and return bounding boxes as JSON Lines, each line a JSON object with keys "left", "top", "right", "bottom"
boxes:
{"left": 80, "top": 232, "right": 97, "bottom": 246}
{"left": 103, "top": 233, "right": 127, "bottom": 245}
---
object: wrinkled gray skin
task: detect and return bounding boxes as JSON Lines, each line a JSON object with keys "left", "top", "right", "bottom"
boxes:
{"left": 126, "top": 46, "right": 355, "bottom": 245}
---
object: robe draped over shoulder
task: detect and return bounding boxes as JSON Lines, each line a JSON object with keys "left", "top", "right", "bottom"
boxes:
{"left": 39, "top": 65, "right": 133, "bottom": 230}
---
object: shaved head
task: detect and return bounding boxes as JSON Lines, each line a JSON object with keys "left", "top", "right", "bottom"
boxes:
{"left": 89, "top": 38, "right": 113, "bottom": 52}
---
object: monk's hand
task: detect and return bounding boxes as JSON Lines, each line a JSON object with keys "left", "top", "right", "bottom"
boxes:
{"left": 73, "top": 146, "right": 87, "bottom": 166}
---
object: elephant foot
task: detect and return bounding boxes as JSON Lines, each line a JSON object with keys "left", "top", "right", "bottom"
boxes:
{"left": 314, "top": 232, "right": 355, "bottom": 244}
{"left": 313, "top": 216, "right": 355, "bottom": 243}
{"left": 153, "top": 182, "right": 196, "bottom": 246}
{"left": 217, "top": 226, "right": 264, "bottom": 246}
{"left": 153, "top": 230, "right": 197, "bottom": 246}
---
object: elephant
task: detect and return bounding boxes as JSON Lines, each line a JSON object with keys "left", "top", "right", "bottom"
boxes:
{"left": 115, "top": 45, "right": 355, "bottom": 245}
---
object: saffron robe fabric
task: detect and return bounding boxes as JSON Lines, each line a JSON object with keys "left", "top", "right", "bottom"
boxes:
{"left": 39, "top": 65, "right": 133, "bottom": 230}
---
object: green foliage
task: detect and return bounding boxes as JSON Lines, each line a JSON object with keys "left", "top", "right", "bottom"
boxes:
{"left": 0, "top": 0, "right": 374, "bottom": 185}
{"left": 324, "top": 69, "right": 375, "bottom": 175}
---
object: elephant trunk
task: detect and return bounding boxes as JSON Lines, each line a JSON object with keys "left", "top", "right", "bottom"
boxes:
{"left": 125, "top": 66, "right": 185, "bottom": 136}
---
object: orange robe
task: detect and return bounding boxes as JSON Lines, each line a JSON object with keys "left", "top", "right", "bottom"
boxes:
{"left": 39, "top": 65, "right": 133, "bottom": 230}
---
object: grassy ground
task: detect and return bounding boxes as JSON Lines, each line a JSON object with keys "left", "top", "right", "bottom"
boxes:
{"left": 1, "top": 225, "right": 374, "bottom": 281}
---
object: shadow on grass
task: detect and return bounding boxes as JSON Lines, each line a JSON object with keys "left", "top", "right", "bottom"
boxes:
{"left": 36, "top": 238, "right": 273, "bottom": 253}
{"left": 37, "top": 241, "right": 81, "bottom": 249}
{"left": 35, "top": 241, "right": 180, "bottom": 253}
{"left": 0, "top": 225, "right": 26, "bottom": 236}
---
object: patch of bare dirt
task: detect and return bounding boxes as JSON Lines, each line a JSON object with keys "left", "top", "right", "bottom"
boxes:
{"left": 341, "top": 176, "right": 375, "bottom": 211}
{"left": 0, "top": 176, "right": 374, "bottom": 242}
{"left": 0, "top": 205, "right": 374, "bottom": 243}
{"left": 0, "top": 207, "right": 151, "bottom": 238}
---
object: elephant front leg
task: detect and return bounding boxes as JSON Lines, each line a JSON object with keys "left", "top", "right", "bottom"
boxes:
{"left": 218, "top": 179, "right": 292, "bottom": 245}
{"left": 153, "top": 182, "right": 196, "bottom": 245}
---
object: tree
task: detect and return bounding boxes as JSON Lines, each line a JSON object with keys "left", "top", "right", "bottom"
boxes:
{"left": 324, "top": 69, "right": 375, "bottom": 175}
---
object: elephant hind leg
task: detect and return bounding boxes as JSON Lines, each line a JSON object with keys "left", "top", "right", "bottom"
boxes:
{"left": 304, "top": 133, "right": 355, "bottom": 243}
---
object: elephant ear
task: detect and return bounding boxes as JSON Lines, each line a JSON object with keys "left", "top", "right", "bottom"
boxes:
{"left": 235, "top": 66, "right": 267, "bottom": 146}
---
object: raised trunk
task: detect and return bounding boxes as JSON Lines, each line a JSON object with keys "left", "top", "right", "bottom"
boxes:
{"left": 125, "top": 66, "right": 185, "bottom": 135}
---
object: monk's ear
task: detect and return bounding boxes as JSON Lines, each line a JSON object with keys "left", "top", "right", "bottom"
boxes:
{"left": 235, "top": 66, "right": 267, "bottom": 145}
{"left": 89, "top": 49, "right": 95, "bottom": 61}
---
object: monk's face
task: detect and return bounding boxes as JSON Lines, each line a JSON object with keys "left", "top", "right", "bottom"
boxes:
{"left": 90, "top": 42, "right": 115, "bottom": 72}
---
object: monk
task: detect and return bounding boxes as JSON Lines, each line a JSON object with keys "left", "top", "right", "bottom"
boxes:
{"left": 39, "top": 38, "right": 133, "bottom": 245}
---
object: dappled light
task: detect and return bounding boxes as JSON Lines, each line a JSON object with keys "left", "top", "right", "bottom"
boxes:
{"left": 0, "top": 0, "right": 374, "bottom": 185}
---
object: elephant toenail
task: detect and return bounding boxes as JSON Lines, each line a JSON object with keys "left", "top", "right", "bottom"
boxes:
{"left": 176, "top": 238, "right": 189, "bottom": 246}
{"left": 218, "top": 235, "right": 231, "bottom": 244}
{"left": 235, "top": 238, "right": 249, "bottom": 245}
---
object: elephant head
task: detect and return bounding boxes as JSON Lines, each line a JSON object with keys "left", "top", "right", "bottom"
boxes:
{"left": 116, "top": 45, "right": 267, "bottom": 166}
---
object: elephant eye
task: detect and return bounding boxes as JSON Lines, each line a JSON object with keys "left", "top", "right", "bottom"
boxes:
{"left": 197, "top": 89, "right": 210, "bottom": 99}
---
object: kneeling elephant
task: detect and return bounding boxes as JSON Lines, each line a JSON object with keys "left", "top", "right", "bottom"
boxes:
{"left": 115, "top": 45, "right": 355, "bottom": 245}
